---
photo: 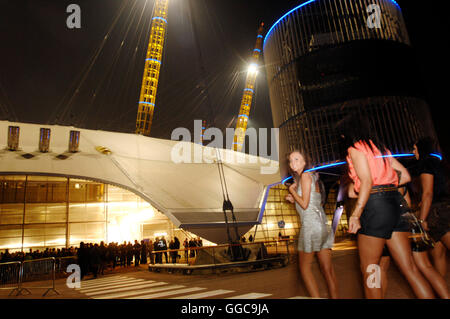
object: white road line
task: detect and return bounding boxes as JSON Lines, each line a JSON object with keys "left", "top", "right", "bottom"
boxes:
{"left": 226, "top": 293, "right": 272, "bottom": 299}
{"left": 81, "top": 275, "right": 126, "bottom": 283}
{"left": 85, "top": 281, "right": 167, "bottom": 296}
{"left": 128, "top": 287, "right": 206, "bottom": 299}
{"left": 79, "top": 279, "right": 145, "bottom": 290}
{"left": 171, "top": 289, "right": 234, "bottom": 299}
{"left": 95, "top": 284, "right": 186, "bottom": 299}
{"left": 79, "top": 277, "right": 131, "bottom": 287}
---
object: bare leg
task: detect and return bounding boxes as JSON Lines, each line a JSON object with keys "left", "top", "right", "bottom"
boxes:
{"left": 441, "top": 232, "right": 450, "bottom": 250}
{"left": 317, "top": 249, "right": 339, "bottom": 299}
{"left": 379, "top": 256, "right": 390, "bottom": 298}
{"left": 386, "top": 232, "right": 435, "bottom": 299}
{"left": 357, "top": 234, "right": 385, "bottom": 299}
{"left": 298, "top": 251, "right": 320, "bottom": 298}
{"left": 413, "top": 251, "right": 449, "bottom": 299}
{"left": 430, "top": 241, "right": 447, "bottom": 277}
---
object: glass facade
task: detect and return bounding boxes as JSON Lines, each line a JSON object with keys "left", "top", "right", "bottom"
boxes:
{"left": 245, "top": 184, "right": 348, "bottom": 242}
{"left": 0, "top": 175, "right": 178, "bottom": 252}
{"left": 263, "top": 0, "right": 437, "bottom": 177}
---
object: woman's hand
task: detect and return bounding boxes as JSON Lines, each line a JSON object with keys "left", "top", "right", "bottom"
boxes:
{"left": 285, "top": 194, "right": 295, "bottom": 204}
{"left": 289, "top": 182, "right": 298, "bottom": 195}
{"left": 348, "top": 215, "right": 361, "bottom": 234}
{"left": 420, "top": 219, "right": 429, "bottom": 231}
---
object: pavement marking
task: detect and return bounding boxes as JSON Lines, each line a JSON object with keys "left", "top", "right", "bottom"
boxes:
{"left": 96, "top": 284, "right": 187, "bottom": 299}
{"left": 128, "top": 287, "right": 207, "bottom": 299}
{"left": 226, "top": 293, "right": 272, "bottom": 299}
{"left": 79, "top": 278, "right": 145, "bottom": 290}
{"left": 171, "top": 289, "right": 234, "bottom": 299}
{"left": 81, "top": 275, "right": 126, "bottom": 283}
{"left": 85, "top": 281, "right": 167, "bottom": 296}
{"left": 79, "top": 277, "right": 132, "bottom": 287}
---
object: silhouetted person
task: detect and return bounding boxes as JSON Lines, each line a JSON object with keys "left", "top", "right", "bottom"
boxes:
{"left": 133, "top": 240, "right": 141, "bottom": 267}
{"left": 140, "top": 240, "right": 147, "bottom": 264}
{"left": 148, "top": 239, "right": 154, "bottom": 264}
{"left": 90, "top": 244, "right": 101, "bottom": 278}
{"left": 77, "top": 242, "right": 89, "bottom": 280}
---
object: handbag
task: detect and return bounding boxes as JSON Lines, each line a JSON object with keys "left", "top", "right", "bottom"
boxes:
{"left": 402, "top": 211, "right": 435, "bottom": 252}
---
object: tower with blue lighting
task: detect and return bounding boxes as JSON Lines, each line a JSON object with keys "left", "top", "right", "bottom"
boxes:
{"left": 263, "top": 0, "right": 438, "bottom": 178}
{"left": 136, "top": 0, "right": 169, "bottom": 136}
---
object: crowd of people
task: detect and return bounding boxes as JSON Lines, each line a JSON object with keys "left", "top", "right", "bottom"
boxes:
{"left": 0, "top": 247, "right": 77, "bottom": 263}
{"left": 0, "top": 236, "right": 206, "bottom": 280}
{"left": 286, "top": 113, "right": 449, "bottom": 299}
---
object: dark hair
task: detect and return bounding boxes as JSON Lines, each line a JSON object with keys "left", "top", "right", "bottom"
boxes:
{"left": 335, "top": 113, "right": 388, "bottom": 158}
{"left": 286, "top": 149, "right": 312, "bottom": 182}
{"left": 414, "top": 137, "right": 436, "bottom": 161}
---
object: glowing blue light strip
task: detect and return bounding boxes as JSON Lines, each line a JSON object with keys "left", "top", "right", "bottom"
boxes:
{"left": 152, "top": 16, "right": 167, "bottom": 24}
{"left": 264, "top": 0, "right": 400, "bottom": 48}
{"left": 238, "top": 114, "right": 249, "bottom": 119}
{"left": 233, "top": 142, "right": 243, "bottom": 145}
{"left": 146, "top": 58, "right": 162, "bottom": 64}
{"left": 378, "top": 153, "right": 414, "bottom": 159}
{"left": 244, "top": 88, "right": 254, "bottom": 93}
{"left": 285, "top": 153, "right": 442, "bottom": 177}
{"left": 139, "top": 102, "right": 155, "bottom": 106}
{"left": 254, "top": 49, "right": 261, "bottom": 52}
{"left": 257, "top": 35, "right": 263, "bottom": 39}
{"left": 281, "top": 176, "right": 293, "bottom": 185}
{"left": 305, "top": 161, "right": 347, "bottom": 172}
{"left": 430, "top": 153, "right": 443, "bottom": 160}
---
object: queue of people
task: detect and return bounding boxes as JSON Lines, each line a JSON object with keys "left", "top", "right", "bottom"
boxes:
{"left": 0, "top": 247, "right": 77, "bottom": 263}
{"left": 286, "top": 113, "right": 449, "bottom": 299}
{"left": 1, "top": 235, "right": 202, "bottom": 280}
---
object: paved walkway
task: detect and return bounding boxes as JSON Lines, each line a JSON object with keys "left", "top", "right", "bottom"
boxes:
{"left": 1, "top": 241, "right": 448, "bottom": 299}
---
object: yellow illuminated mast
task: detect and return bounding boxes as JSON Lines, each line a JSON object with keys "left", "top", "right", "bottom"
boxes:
{"left": 136, "top": 0, "right": 169, "bottom": 136}
{"left": 233, "top": 23, "right": 264, "bottom": 152}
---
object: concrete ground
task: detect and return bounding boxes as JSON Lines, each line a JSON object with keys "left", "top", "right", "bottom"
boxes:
{"left": 1, "top": 240, "right": 449, "bottom": 299}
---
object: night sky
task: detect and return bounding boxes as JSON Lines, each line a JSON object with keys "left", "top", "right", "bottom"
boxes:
{"left": 0, "top": 0, "right": 448, "bottom": 157}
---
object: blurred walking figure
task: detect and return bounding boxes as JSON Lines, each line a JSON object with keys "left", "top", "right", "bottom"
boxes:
{"left": 286, "top": 150, "right": 338, "bottom": 299}
{"left": 412, "top": 137, "right": 450, "bottom": 277}
{"left": 140, "top": 240, "right": 147, "bottom": 265}
{"left": 337, "top": 114, "right": 435, "bottom": 299}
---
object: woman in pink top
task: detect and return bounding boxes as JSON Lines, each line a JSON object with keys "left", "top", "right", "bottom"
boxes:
{"left": 337, "top": 115, "right": 434, "bottom": 299}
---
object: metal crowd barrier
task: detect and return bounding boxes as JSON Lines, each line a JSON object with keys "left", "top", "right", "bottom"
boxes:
{"left": 56, "top": 256, "right": 78, "bottom": 274}
{"left": 0, "top": 261, "right": 21, "bottom": 296}
{"left": 0, "top": 257, "right": 59, "bottom": 297}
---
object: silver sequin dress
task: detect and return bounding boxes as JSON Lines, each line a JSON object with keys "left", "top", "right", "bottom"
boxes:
{"left": 295, "top": 173, "right": 334, "bottom": 253}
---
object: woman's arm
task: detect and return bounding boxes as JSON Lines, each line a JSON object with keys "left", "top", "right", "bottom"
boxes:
{"left": 419, "top": 173, "right": 434, "bottom": 228}
{"left": 348, "top": 148, "right": 373, "bottom": 233}
{"left": 391, "top": 157, "right": 411, "bottom": 185}
{"left": 288, "top": 173, "right": 312, "bottom": 210}
{"left": 348, "top": 182, "right": 358, "bottom": 199}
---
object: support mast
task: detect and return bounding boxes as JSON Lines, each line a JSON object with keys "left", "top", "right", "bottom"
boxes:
{"left": 232, "top": 23, "right": 264, "bottom": 152}
{"left": 136, "top": 0, "right": 169, "bottom": 136}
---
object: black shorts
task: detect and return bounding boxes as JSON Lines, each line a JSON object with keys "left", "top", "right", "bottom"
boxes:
{"left": 358, "top": 189, "right": 408, "bottom": 240}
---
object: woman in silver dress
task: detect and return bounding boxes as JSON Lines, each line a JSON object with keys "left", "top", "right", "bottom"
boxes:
{"left": 286, "top": 150, "right": 338, "bottom": 298}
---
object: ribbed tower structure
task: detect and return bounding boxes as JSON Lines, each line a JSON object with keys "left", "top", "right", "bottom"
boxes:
{"left": 263, "top": 0, "right": 437, "bottom": 178}
{"left": 232, "top": 23, "right": 264, "bottom": 152}
{"left": 136, "top": 0, "right": 169, "bottom": 136}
